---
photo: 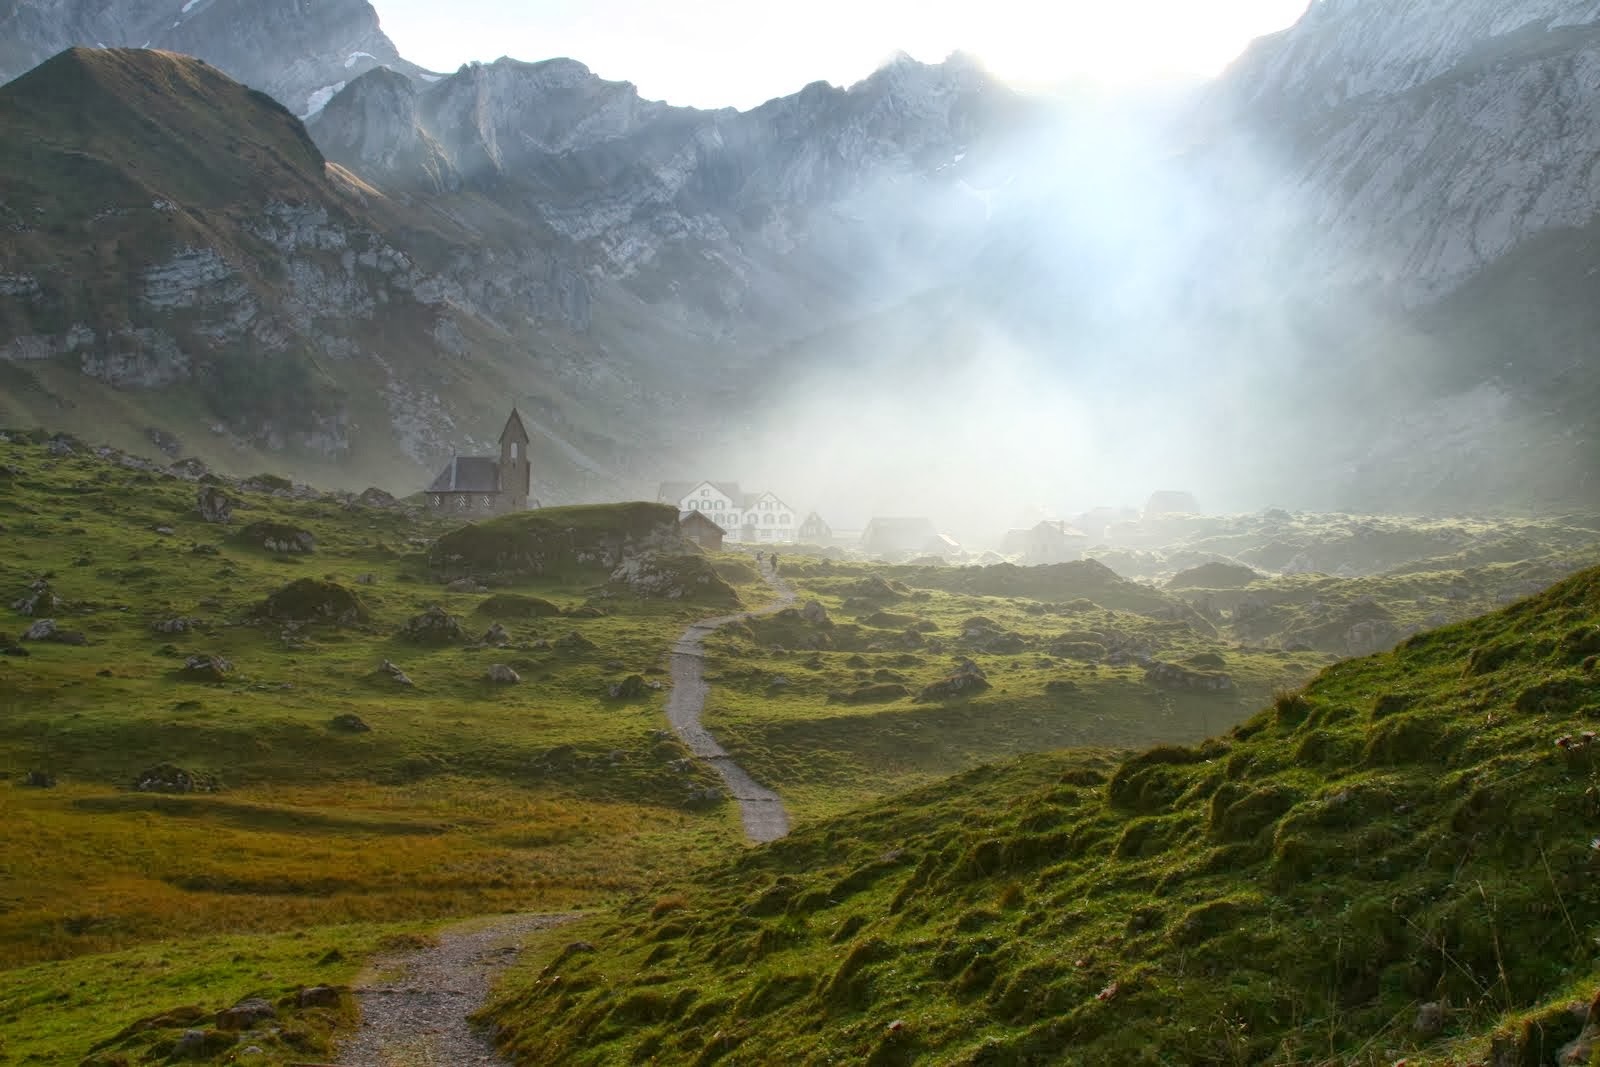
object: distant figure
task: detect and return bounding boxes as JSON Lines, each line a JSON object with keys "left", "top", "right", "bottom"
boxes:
{"left": 755, "top": 551, "right": 764, "bottom": 564}
{"left": 769, "top": 551, "right": 780, "bottom": 573}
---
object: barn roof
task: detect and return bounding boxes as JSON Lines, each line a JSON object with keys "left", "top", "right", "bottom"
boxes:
{"left": 427, "top": 456, "right": 502, "bottom": 493}
{"left": 679, "top": 510, "right": 726, "bottom": 533}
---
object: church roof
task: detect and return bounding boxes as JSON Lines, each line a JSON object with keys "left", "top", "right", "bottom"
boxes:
{"left": 427, "top": 456, "right": 502, "bottom": 493}
{"left": 499, "top": 408, "right": 530, "bottom": 444}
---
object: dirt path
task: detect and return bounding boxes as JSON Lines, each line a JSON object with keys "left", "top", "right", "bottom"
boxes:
{"left": 337, "top": 913, "right": 576, "bottom": 1066}
{"left": 665, "top": 558, "right": 794, "bottom": 843}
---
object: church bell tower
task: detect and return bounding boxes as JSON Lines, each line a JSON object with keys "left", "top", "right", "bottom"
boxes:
{"left": 498, "top": 409, "right": 531, "bottom": 512}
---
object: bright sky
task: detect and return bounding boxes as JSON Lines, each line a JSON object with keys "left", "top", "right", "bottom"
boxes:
{"left": 374, "top": 0, "right": 1313, "bottom": 110}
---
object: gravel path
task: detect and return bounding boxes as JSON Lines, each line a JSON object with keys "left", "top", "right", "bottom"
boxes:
{"left": 337, "top": 913, "right": 577, "bottom": 1066}
{"left": 664, "top": 558, "right": 794, "bottom": 843}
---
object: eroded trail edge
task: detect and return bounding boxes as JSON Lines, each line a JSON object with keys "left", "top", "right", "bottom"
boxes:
{"left": 665, "top": 560, "right": 794, "bottom": 843}
{"left": 338, "top": 913, "right": 577, "bottom": 1066}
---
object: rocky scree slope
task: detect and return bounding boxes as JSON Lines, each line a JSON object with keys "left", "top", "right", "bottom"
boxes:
{"left": 0, "top": 48, "right": 618, "bottom": 494}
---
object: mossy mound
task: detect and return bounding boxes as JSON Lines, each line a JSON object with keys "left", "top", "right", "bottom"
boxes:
{"left": 256, "top": 579, "right": 368, "bottom": 625}
{"left": 1167, "top": 561, "right": 1261, "bottom": 590}
{"left": 429, "top": 503, "right": 684, "bottom": 580}
{"left": 473, "top": 593, "right": 562, "bottom": 618}
{"left": 487, "top": 565, "right": 1600, "bottom": 1066}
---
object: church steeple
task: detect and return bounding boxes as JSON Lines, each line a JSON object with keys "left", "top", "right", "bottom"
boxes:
{"left": 498, "top": 408, "right": 531, "bottom": 511}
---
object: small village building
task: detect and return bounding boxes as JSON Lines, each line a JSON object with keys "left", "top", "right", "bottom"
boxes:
{"left": 798, "top": 511, "right": 832, "bottom": 544}
{"left": 679, "top": 510, "right": 726, "bottom": 551}
{"left": 1001, "top": 520, "right": 1089, "bottom": 563}
{"left": 860, "top": 516, "right": 939, "bottom": 557}
{"left": 657, "top": 480, "right": 798, "bottom": 543}
{"left": 425, "top": 410, "right": 533, "bottom": 517}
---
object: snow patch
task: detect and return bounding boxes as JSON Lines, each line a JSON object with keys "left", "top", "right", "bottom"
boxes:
{"left": 180, "top": 0, "right": 201, "bottom": 12}
{"left": 345, "top": 50, "right": 377, "bottom": 68}
{"left": 300, "top": 81, "right": 347, "bottom": 120}
{"left": 418, "top": 72, "right": 441, "bottom": 82}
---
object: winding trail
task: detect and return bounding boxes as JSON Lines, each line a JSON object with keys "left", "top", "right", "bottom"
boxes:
{"left": 665, "top": 559, "right": 794, "bottom": 843}
{"left": 337, "top": 913, "right": 577, "bottom": 1066}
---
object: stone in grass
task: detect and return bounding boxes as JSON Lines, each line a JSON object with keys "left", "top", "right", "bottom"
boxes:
{"left": 11, "top": 578, "right": 59, "bottom": 617}
{"left": 151, "top": 618, "right": 197, "bottom": 634}
{"left": 480, "top": 622, "right": 511, "bottom": 647}
{"left": 445, "top": 577, "right": 486, "bottom": 593}
{"left": 377, "top": 659, "right": 414, "bottom": 686}
{"left": 398, "top": 605, "right": 467, "bottom": 645}
{"left": 915, "top": 658, "right": 990, "bottom": 702}
{"left": 21, "top": 618, "right": 87, "bottom": 645}
{"left": 196, "top": 485, "right": 234, "bottom": 524}
{"left": 297, "top": 985, "right": 342, "bottom": 1008}
{"left": 215, "top": 997, "right": 276, "bottom": 1031}
{"left": 135, "top": 763, "right": 220, "bottom": 793}
{"left": 486, "top": 664, "right": 522, "bottom": 684}
{"left": 330, "top": 713, "right": 371, "bottom": 733}
{"left": 257, "top": 578, "right": 368, "bottom": 626}
{"left": 180, "top": 654, "right": 233, "bottom": 681}
{"left": 21, "top": 770, "right": 55, "bottom": 788}
{"left": 608, "top": 674, "right": 648, "bottom": 699}
{"left": 236, "top": 520, "right": 316, "bottom": 554}
{"left": 172, "top": 1029, "right": 235, "bottom": 1059}
{"left": 554, "top": 630, "right": 597, "bottom": 653}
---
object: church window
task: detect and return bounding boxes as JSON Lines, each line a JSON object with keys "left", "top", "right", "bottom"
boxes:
{"left": 510, "top": 443, "right": 519, "bottom": 460}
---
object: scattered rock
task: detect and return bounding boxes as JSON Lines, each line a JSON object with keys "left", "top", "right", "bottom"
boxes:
{"left": 355, "top": 573, "right": 378, "bottom": 585}
{"left": 179, "top": 654, "right": 233, "bottom": 681}
{"left": 356, "top": 487, "right": 398, "bottom": 508}
{"left": 135, "top": 763, "right": 219, "bottom": 793}
{"left": 554, "top": 630, "right": 597, "bottom": 652}
{"left": 236, "top": 520, "right": 315, "bottom": 554}
{"left": 1144, "top": 661, "right": 1235, "bottom": 692}
{"left": 258, "top": 578, "right": 368, "bottom": 625}
{"left": 398, "top": 605, "right": 467, "bottom": 645}
{"left": 330, "top": 713, "right": 371, "bottom": 733}
{"left": 151, "top": 618, "right": 197, "bottom": 635}
{"left": 152, "top": 525, "right": 175, "bottom": 536}
{"left": 21, "top": 618, "right": 87, "bottom": 644}
{"left": 445, "top": 577, "right": 486, "bottom": 593}
{"left": 486, "top": 664, "right": 522, "bottom": 684}
{"left": 916, "top": 658, "right": 990, "bottom": 701}
{"left": 480, "top": 622, "right": 511, "bottom": 646}
{"left": 215, "top": 997, "right": 276, "bottom": 1031}
{"left": 800, "top": 600, "right": 831, "bottom": 625}
{"left": 195, "top": 486, "right": 234, "bottom": 523}
{"left": 21, "top": 770, "right": 55, "bottom": 788}
{"left": 377, "top": 659, "right": 414, "bottom": 686}
{"left": 11, "top": 578, "right": 59, "bottom": 617}
{"left": 608, "top": 674, "right": 647, "bottom": 699}
{"left": 608, "top": 553, "right": 741, "bottom": 605}
{"left": 297, "top": 985, "right": 341, "bottom": 1008}
{"left": 850, "top": 575, "right": 910, "bottom": 600}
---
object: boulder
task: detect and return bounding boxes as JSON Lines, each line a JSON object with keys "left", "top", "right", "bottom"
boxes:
{"left": 180, "top": 654, "right": 233, "bottom": 681}
{"left": 485, "top": 664, "right": 521, "bottom": 684}
{"left": 330, "top": 713, "right": 371, "bottom": 733}
{"left": 195, "top": 486, "right": 234, "bottom": 523}
{"left": 800, "top": 600, "right": 831, "bottom": 625}
{"left": 135, "top": 763, "right": 219, "bottom": 793}
{"left": 608, "top": 553, "right": 741, "bottom": 606}
{"left": 916, "top": 658, "right": 990, "bottom": 701}
{"left": 21, "top": 618, "right": 87, "bottom": 644}
{"left": 398, "top": 605, "right": 466, "bottom": 645}
{"left": 236, "top": 520, "right": 315, "bottom": 554}
{"left": 608, "top": 674, "right": 647, "bottom": 699}
{"left": 151, "top": 618, "right": 197, "bottom": 634}
{"left": 257, "top": 578, "right": 368, "bottom": 625}
{"left": 356, "top": 487, "right": 398, "bottom": 508}
{"left": 297, "top": 985, "right": 342, "bottom": 1008}
{"left": 445, "top": 577, "right": 486, "bottom": 593}
{"left": 21, "top": 770, "right": 55, "bottom": 787}
{"left": 215, "top": 997, "right": 276, "bottom": 1031}
{"left": 555, "top": 630, "right": 597, "bottom": 652}
{"left": 480, "top": 622, "right": 511, "bottom": 646}
{"left": 377, "top": 659, "right": 414, "bottom": 686}
{"left": 11, "top": 578, "right": 59, "bottom": 616}
{"left": 1144, "top": 661, "right": 1235, "bottom": 692}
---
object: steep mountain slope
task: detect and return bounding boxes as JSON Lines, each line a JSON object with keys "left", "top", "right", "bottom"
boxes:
{"left": 0, "top": 0, "right": 423, "bottom": 118}
{"left": 0, "top": 48, "right": 645, "bottom": 497}
{"left": 487, "top": 566, "right": 1600, "bottom": 1064}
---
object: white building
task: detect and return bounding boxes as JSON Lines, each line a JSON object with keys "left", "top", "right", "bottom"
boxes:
{"left": 657, "top": 481, "right": 798, "bottom": 543}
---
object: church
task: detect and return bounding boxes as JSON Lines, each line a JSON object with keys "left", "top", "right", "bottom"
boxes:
{"left": 424, "top": 409, "right": 533, "bottom": 517}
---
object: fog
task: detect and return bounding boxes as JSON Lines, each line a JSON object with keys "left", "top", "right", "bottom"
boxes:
{"left": 669, "top": 84, "right": 1472, "bottom": 548}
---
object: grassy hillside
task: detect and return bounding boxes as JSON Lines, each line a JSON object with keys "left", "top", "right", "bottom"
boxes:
{"left": 0, "top": 431, "right": 756, "bottom": 1062}
{"left": 486, "top": 564, "right": 1600, "bottom": 1065}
